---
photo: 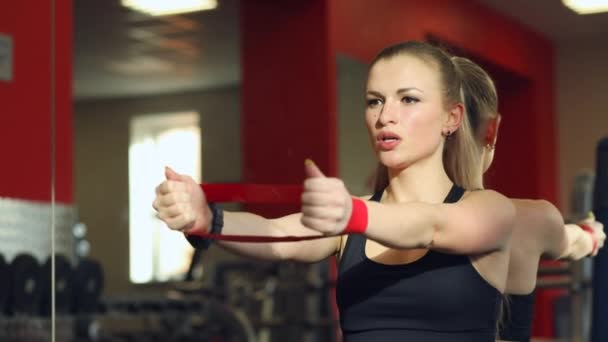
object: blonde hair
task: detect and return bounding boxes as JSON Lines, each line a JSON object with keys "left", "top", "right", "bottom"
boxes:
{"left": 451, "top": 56, "right": 499, "bottom": 147}
{"left": 370, "top": 41, "right": 483, "bottom": 192}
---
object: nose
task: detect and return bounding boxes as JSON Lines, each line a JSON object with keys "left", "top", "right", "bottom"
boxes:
{"left": 378, "top": 99, "right": 399, "bottom": 126}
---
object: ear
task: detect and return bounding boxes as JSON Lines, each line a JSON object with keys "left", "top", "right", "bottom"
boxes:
{"left": 484, "top": 114, "right": 502, "bottom": 146}
{"left": 444, "top": 102, "right": 464, "bottom": 134}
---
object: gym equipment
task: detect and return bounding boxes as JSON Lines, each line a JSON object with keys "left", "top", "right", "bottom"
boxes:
{"left": 72, "top": 257, "right": 104, "bottom": 314}
{"left": 8, "top": 253, "right": 42, "bottom": 316}
{"left": 39, "top": 254, "right": 73, "bottom": 316}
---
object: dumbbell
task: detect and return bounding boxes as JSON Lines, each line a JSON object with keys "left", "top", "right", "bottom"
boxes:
{"left": 72, "top": 257, "right": 104, "bottom": 314}
{"left": 0, "top": 254, "right": 11, "bottom": 314}
{"left": 39, "top": 254, "right": 74, "bottom": 316}
{"left": 8, "top": 253, "right": 42, "bottom": 316}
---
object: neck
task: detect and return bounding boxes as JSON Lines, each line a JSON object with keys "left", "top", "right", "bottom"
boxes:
{"left": 476, "top": 166, "right": 485, "bottom": 190}
{"left": 383, "top": 150, "right": 454, "bottom": 204}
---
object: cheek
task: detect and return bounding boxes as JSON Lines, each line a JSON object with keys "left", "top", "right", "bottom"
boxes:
{"left": 404, "top": 111, "right": 440, "bottom": 138}
{"left": 365, "top": 111, "right": 377, "bottom": 137}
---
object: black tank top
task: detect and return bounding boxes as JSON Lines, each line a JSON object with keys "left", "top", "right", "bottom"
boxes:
{"left": 336, "top": 185, "right": 502, "bottom": 342}
{"left": 498, "top": 292, "right": 534, "bottom": 341}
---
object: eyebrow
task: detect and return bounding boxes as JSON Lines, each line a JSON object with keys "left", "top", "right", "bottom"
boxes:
{"left": 397, "top": 87, "right": 424, "bottom": 94}
{"left": 366, "top": 87, "right": 424, "bottom": 98}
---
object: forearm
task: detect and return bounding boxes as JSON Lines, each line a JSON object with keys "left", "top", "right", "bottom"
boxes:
{"left": 201, "top": 212, "right": 337, "bottom": 263}
{"left": 211, "top": 212, "right": 290, "bottom": 260}
{"left": 364, "top": 201, "right": 440, "bottom": 249}
{"left": 559, "top": 224, "right": 593, "bottom": 260}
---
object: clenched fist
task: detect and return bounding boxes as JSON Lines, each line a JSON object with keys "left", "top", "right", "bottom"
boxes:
{"left": 300, "top": 160, "right": 353, "bottom": 235}
{"left": 152, "top": 166, "right": 211, "bottom": 233}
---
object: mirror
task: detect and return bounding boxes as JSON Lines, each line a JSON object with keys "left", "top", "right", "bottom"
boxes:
{"left": 55, "top": 0, "right": 607, "bottom": 341}
{"left": 67, "top": 0, "right": 352, "bottom": 340}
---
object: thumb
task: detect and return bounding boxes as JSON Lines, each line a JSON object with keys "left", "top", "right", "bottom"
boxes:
{"left": 581, "top": 211, "right": 596, "bottom": 225}
{"left": 305, "top": 159, "right": 325, "bottom": 178}
{"left": 165, "top": 166, "right": 183, "bottom": 181}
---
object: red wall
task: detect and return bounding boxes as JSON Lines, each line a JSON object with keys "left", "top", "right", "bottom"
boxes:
{"left": 0, "top": 1, "right": 73, "bottom": 204}
{"left": 240, "top": 0, "right": 336, "bottom": 217}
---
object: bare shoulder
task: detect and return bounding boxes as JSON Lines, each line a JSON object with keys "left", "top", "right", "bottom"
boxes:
{"left": 450, "top": 189, "right": 516, "bottom": 236}
{"left": 460, "top": 189, "right": 516, "bottom": 238}
{"left": 460, "top": 189, "right": 515, "bottom": 211}
{"left": 511, "top": 198, "right": 564, "bottom": 240}
{"left": 513, "top": 199, "right": 562, "bottom": 226}
{"left": 512, "top": 198, "right": 559, "bottom": 214}
{"left": 431, "top": 189, "right": 515, "bottom": 253}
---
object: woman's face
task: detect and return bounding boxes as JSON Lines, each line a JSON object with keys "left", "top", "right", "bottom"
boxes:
{"left": 365, "top": 54, "right": 450, "bottom": 170}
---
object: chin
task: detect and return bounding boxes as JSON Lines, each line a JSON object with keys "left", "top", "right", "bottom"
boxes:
{"left": 377, "top": 154, "right": 408, "bottom": 170}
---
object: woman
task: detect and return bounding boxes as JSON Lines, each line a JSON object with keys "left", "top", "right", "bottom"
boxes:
{"left": 153, "top": 41, "right": 515, "bottom": 341}
{"left": 451, "top": 55, "right": 606, "bottom": 342}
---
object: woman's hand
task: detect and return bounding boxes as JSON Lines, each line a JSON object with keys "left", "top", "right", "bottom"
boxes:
{"left": 152, "top": 166, "right": 212, "bottom": 233}
{"left": 300, "top": 160, "right": 353, "bottom": 235}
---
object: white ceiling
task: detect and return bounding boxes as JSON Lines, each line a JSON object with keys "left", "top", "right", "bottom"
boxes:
{"left": 73, "top": 0, "right": 608, "bottom": 100}
{"left": 73, "top": 0, "right": 240, "bottom": 100}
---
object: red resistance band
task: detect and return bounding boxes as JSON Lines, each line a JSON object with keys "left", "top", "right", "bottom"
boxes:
{"left": 186, "top": 184, "right": 367, "bottom": 242}
{"left": 579, "top": 223, "right": 598, "bottom": 255}
{"left": 201, "top": 183, "right": 303, "bottom": 204}
{"left": 192, "top": 183, "right": 320, "bottom": 242}
{"left": 186, "top": 231, "right": 330, "bottom": 243}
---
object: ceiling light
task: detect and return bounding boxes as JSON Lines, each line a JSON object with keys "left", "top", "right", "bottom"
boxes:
{"left": 562, "top": 0, "right": 608, "bottom": 14}
{"left": 121, "top": 0, "right": 218, "bottom": 16}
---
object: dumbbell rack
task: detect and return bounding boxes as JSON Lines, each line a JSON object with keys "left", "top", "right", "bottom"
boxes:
{"left": 537, "top": 258, "right": 594, "bottom": 342}
{"left": 0, "top": 316, "right": 73, "bottom": 342}
{"left": 73, "top": 297, "right": 257, "bottom": 342}
{"left": 204, "top": 260, "right": 339, "bottom": 342}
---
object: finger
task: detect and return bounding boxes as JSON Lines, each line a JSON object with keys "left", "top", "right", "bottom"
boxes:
{"left": 157, "top": 203, "right": 191, "bottom": 219}
{"left": 165, "top": 166, "right": 183, "bottom": 181}
{"left": 300, "top": 216, "right": 332, "bottom": 233}
{"left": 301, "top": 192, "right": 345, "bottom": 207}
{"left": 163, "top": 215, "right": 191, "bottom": 231}
{"left": 156, "top": 180, "right": 187, "bottom": 195}
{"left": 304, "top": 177, "right": 343, "bottom": 192}
{"left": 301, "top": 205, "right": 344, "bottom": 221}
{"left": 155, "top": 192, "right": 191, "bottom": 208}
{"left": 304, "top": 159, "right": 326, "bottom": 178}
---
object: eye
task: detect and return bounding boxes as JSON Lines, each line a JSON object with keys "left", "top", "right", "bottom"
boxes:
{"left": 366, "top": 98, "right": 383, "bottom": 108}
{"left": 402, "top": 96, "right": 419, "bottom": 104}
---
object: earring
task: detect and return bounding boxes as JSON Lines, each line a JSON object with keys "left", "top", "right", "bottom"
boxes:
{"left": 443, "top": 130, "right": 452, "bottom": 138}
{"left": 485, "top": 143, "right": 495, "bottom": 151}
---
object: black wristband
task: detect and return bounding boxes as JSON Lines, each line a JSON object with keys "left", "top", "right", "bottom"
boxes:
{"left": 185, "top": 203, "right": 224, "bottom": 250}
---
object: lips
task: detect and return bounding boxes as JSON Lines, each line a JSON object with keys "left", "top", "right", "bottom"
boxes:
{"left": 376, "top": 131, "right": 402, "bottom": 150}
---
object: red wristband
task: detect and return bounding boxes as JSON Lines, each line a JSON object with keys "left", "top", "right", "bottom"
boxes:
{"left": 579, "top": 223, "right": 598, "bottom": 255}
{"left": 343, "top": 198, "right": 368, "bottom": 234}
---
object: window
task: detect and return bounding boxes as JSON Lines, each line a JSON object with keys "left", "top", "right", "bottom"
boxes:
{"left": 128, "top": 111, "right": 201, "bottom": 283}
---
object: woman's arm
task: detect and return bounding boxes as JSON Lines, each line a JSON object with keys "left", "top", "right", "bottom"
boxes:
{"left": 362, "top": 190, "right": 515, "bottom": 254}
{"left": 153, "top": 167, "right": 340, "bottom": 263}
{"left": 217, "top": 212, "right": 341, "bottom": 262}
{"left": 513, "top": 199, "right": 605, "bottom": 260}
{"left": 300, "top": 162, "right": 515, "bottom": 254}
